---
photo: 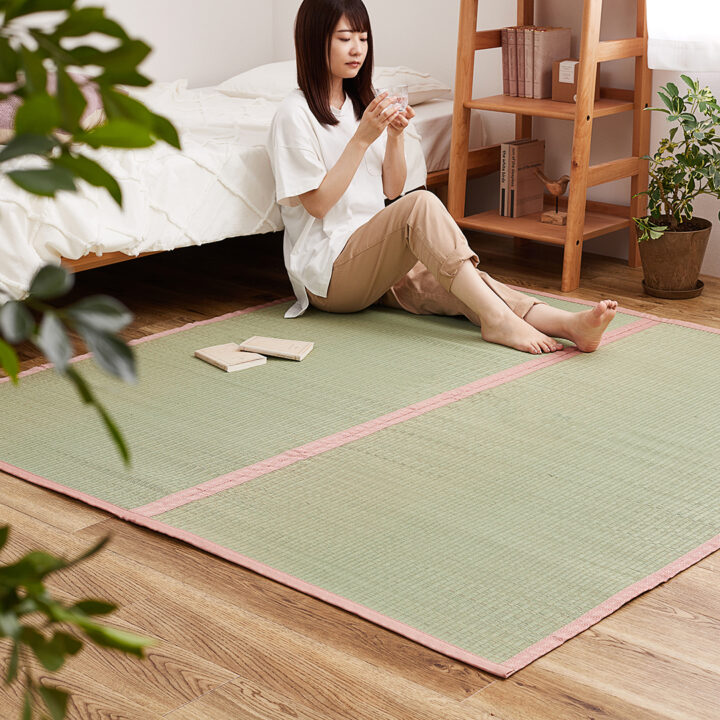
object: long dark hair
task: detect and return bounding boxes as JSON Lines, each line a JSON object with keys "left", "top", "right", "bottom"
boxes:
{"left": 294, "top": 0, "right": 375, "bottom": 126}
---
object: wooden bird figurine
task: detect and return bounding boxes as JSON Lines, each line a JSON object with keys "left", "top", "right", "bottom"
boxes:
{"left": 534, "top": 168, "right": 570, "bottom": 197}
{"left": 534, "top": 168, "right": 571, "bottom": 224}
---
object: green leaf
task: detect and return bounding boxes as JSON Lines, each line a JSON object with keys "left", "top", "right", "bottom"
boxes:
{"left": 0, "top": 610, "right": 22, "bottom": 638}
{"left": 55, "top": 65, "right": 87, "bottom": 130}
{"left": 7, "top": 166, "right": 77, "bottom": 197}
{"left": 52, "top": 153, "right": 123, "bottom": 206}
{"left": 65, "top": 38, "right": 150, "bottom": 71}
{"left": 151, "top": 113, "right": 180, "bottom": 149}
{"left": 99, "top": 87, "right": 152, "bottom": 124}
{"left": 29, "top": 264, "right": 74, "bottom": 299}
{"left": 0, "top": 36, "right": 19, "bottom": 83}
{"left": 657, "top": 91, "right": 673, "bottom": 112}
{"left": 665, "top": 82, "right": 679, "bottom": 97}
{"left": 71, "top": 599, "right": 116, "bottom": 616}
{"left": 38, "top": 684, "right": 69, "bottom": 720}
{"left": 96, "top": 38, "right": 151, "bottom": 71}
{"left": 680, "top": 74, "right": 696, "bottom": 90}
{"left": 0, "top": 133, "right": 60, "bottom": 163}
{"left": 14, "top": 93, "right": 62, "bottom": 135}
{"left": 64, "top": 533, "right": 110, "bottom": 570}
{"left": 65, "top": 365, "right": 93, "bottom": 402}
{"left": 75, "top": 118, "right": 154, "bottom": 148}
{"left": 5, "top": 0, "right": 75, "bottom": 21}
{"left": 19, "top": 44, "right": 48, "bottom": 94}
{"left": 74, "top": 322, "right": 135, "bottom": 382}
{"left": 0, "top": 300, "right": 35, "bottom": 342}
{"left": 48, "top": 630, "right": 83, "bottom": 657}
{"left": 6, "top": 641, "right": 19, "bottom": 683}
{"left": 66, "top": 295, "right": 132, "bottom": 333}
{"left": 0, "top": 550, "right": 66, "bottom": 584}
{"left": 21, "top": 626, "right": 66, "bottom": 671}
{"left": 0, "top": 337, "right": 20, "bottom": 384}
{"left": 35, "top": 311, "right": 72, "bottom": 373}
{"left": 53, "top": 6, "right": 130, "bottom": 41}
{"left": 82, "top": 623, "right": 155, "bottom": 657}
{"left": 95, "top": 68, "right": 152, "bottom": 87}
{"left": 22, "top": 685, "right": 32, "bottom": 720}
{"left": 66, "top": 368, "right": 132, "bottom": 464}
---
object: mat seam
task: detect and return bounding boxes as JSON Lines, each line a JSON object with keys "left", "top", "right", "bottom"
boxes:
{"left": 131, "top": 317, "right": 659, "bottom": 518}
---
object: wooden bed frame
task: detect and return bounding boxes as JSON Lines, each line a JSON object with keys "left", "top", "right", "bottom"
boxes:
{"left": 59, "top": 150, "right": 499, "bottom": 274}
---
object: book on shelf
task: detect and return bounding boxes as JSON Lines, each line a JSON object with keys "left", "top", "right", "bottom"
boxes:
{"left": 533, "top": 27, "right": 571, "bottom": 99}
{"left": 194, "top": 343, "right": 267, "bottom": 372}
{"left": 238, "top": 336, "right": 314, "bottom": 361}
{"left": 523, "top": 27, "right": 535, "bottom": 98}
{"left": 507, "top": 26, "right": 518, "bottom": 96}
{"left": 509, "top": 138, "right": 545, "bottom": 218}
{"left": 501, "top": 27, "right": 510, "bottom": 95}
{"left": 516, "top": 26, "right": 526, "bottom": 98}
{"left": 500, "top": 26, "right": 571, "bottom": 100}
{"left": 499, "top": 141, "right": 508, "bottom": 214}
{"left": 499, "top": 138, "right": 535, "bottom": 216}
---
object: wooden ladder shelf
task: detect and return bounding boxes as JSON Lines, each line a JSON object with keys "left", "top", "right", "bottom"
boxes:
{"left": 447, "top": 0, "right": 653, "bottom": 292}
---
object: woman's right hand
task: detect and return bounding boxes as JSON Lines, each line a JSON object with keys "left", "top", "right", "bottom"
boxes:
{"left": 354, "top": 92, "right": 400, "bottom": 147}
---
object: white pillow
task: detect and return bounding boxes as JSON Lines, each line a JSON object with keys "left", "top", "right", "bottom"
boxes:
{"left": 373, "top": 66, "right": 452, "bottom": 105}
{"left": 217, "top": 60, "right": 297, "bottom": 101}
{"left": 217, "top": 61, "right": 452, "bottom": 105}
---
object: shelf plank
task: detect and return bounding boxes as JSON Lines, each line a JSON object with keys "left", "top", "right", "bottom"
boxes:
{"left": 465, "top": 94, "right": 634, "bottom": 120}
{"left": 456, "top": 208, "right": 630, "bottom": 245}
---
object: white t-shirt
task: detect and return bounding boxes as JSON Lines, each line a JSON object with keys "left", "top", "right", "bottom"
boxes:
{"left": 267, "top": 89, "right": 424, "bottom": 318}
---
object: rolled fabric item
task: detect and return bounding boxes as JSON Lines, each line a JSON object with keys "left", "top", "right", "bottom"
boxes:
{"left": 0, "top": 70, "right": 106, "bottom": 144}
{"left": 647, "top": 0, "right": 720, "bottom": 70}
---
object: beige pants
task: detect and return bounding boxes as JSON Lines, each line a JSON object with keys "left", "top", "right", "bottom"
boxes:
{"left": 307, "top": 190, "right": 544, "bottom": 326}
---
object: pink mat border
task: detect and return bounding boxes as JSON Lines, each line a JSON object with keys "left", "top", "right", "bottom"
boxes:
{"left": 2, "top": 293, "right": 719, "bottom": 677}
{"left": 0, "top": 297, "right": 295, "bottom": 385}
{"left": 3, "top": 454, "right": 719, "bottom": 679}
{"left": 508, "top": 284, "right": 720, "bottom": 335}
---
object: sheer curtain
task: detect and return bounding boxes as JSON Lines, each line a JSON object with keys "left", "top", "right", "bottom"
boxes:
{"left": 647, "top": 0, "right": 720, "bottom": 70}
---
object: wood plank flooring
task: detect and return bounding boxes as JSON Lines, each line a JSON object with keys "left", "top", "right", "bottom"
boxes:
{"left": 1, "top": 231, "right": 719, "bottom": 719}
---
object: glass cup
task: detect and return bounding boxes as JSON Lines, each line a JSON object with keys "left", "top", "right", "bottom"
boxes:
{"left": 375, "top": 84, "right": 409, "bottom": 113}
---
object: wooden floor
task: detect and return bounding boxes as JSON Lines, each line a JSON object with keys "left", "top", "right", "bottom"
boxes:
{"left": 2, "top": 232, "right": 719, "bottom": 719}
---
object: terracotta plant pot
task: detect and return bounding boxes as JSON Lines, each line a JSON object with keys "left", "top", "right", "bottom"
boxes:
{"left": 638, "top": 217, "right": 711, "bottom": 299}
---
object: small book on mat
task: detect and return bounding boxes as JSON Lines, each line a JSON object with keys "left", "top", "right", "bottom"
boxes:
{"left": 238, "top": 336, "right": 314, "bottom": 361}
{"left": 194, "top": 343, "right": 267, "bottom": 372}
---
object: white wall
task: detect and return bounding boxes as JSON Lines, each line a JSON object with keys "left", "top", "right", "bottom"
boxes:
{"left": 97, "top": 0, "right": 274, "bottom": 88}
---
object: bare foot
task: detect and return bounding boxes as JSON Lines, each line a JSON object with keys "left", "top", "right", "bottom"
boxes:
{"left": 565, "top": 300, "right": 618, "bottom": 352}
{"left": 481, "top": 308, "right": 565, "bottom": 355}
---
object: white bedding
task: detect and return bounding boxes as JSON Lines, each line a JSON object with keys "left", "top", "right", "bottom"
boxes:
{"left": 0, "top": 80, "right": 427, "bottom": 299}
{"left": 411, "top": 99, "right": 486, "bottom": 173}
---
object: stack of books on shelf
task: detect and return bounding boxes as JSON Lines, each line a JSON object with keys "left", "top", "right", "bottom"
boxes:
{"left": 499, "top": 138, "right": 545, "bottom": 218}
{"left": 501, "top": 26, "right": 571, "bottom": 99}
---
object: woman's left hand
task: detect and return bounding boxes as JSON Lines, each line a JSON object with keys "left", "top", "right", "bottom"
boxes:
{"left": 387, "top": 105, "right": 415, "bottom": 138}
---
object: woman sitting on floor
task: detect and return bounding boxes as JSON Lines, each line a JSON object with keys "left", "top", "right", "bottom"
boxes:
{"left": 267, "top": 0, "right": 618, "bottom": 355}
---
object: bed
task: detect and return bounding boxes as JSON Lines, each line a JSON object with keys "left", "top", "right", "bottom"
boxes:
{"left": 0, "top": 63, "right": 486, "bottom": 300}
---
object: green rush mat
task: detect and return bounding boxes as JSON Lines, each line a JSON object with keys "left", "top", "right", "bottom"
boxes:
{"left": 1, "top": 295, "right": 718, "bottom": 676}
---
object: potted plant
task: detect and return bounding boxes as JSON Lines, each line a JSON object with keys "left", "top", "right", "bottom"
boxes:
{"left": 633, "top": 75, "right": 720, "bottom": 298}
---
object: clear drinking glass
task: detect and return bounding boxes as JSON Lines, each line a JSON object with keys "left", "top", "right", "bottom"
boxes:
{"left": 375, "top": 84, "right": 409, "bottom": 112}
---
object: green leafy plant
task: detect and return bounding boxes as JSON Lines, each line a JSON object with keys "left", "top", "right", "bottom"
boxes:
{"left": 0, "top": 1, "right": 183, "bottom": 716}
{"left": 0, "top": 263, "right": 135, "bottom": 463}
{"left": 0, "top": 0, "right": 180, "bottom": 202}
{"left": 0, "top": 525, "right": 155, "bottom": 719}
{"left": 634, "top": 75, "right": 720, "bottom": 241}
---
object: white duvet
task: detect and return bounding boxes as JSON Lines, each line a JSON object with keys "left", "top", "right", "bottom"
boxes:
{"left": 0, "top": 79, "right": 427, "bottom": 299}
